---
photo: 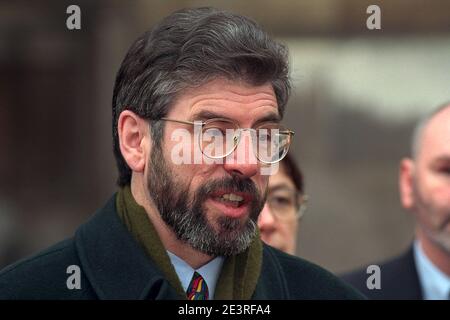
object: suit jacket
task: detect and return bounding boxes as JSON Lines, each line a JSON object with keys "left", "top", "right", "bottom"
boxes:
{"left": 0, "top": 195, "right": 363, "bottom": 300}
{"left": 341, "top": 247, "right": 423, "bottom": 299}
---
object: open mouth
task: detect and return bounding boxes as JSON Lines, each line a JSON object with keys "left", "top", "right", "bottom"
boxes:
{"left": 213, "top": 193, "right": 246, "bottom": 208}
{"left": 207, "top": 190, "right": 254, "bottom": 218}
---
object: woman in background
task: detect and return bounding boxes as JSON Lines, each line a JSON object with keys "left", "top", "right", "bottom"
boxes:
{"left": 258, "top": 153, "right": 308, "bottom": 255}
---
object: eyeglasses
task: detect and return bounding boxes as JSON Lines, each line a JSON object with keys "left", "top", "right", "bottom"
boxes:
{"left": 159, "top": 117, "right": 295, "bottom": 164}
{"left": 266, "top": 189, "right": 308, "bottom": 220}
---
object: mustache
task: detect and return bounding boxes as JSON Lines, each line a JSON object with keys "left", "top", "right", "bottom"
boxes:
{"left": 195, "top": 175, "right": 263, "bottom": 202}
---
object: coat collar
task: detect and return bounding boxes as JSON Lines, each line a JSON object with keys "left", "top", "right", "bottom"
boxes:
{"left": 74, "top": 194, "right": 181, "bottom": 300}
{"left": 404, "top": 245, "right": 425, "bottom": 299}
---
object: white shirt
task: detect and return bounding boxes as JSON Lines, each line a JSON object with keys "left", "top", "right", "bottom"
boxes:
{"left": 414, "top": 241, "right": 450, "bottom": 300}
{"left": 167, "top": 251, "right": 224, "bottom": 299}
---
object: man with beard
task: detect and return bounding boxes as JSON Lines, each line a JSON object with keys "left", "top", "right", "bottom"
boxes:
{"left": 342, "top": 103, "right": 450, "bottom": 300}
{"left": 0, "top": 7, "right": 362, "bottom": 300}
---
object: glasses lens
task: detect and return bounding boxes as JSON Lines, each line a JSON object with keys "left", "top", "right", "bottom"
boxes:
{"left": 255, "top": 124, "right": 291, "bottom": 163}
{"left": 201, "top": 119, "right": 238, "bottom": 159}
{"left": 268, "top": 190, "right": 298, "bottom": 220}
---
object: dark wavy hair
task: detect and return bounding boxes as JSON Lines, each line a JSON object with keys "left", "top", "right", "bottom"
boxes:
{"left": 112, "top": 7, "right": 291, "bottom": 186}
{"left": 281, "top": 153, "right": 304, "bottom": 194}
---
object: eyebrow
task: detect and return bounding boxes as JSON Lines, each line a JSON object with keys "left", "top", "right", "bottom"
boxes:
{"left": 190, "top": 109, "right": 281, "bottom": 126}
{"left": 254, "top": 113, "right": 282, "bottom": 125}
{"left": 268, "top": 184, "right": 297, "bottom": 193}
{"left": 190, "top": 110, "right": 224, "bottom": 122}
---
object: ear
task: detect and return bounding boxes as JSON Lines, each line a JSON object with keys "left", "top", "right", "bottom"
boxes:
{"left": 117, "top": 110, "right": 148, "bottom": 173}
{"left": 399, "top": 158, "right": 415, "bottom": 210}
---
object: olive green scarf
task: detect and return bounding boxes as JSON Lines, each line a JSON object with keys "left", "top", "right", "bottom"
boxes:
{"left": 116, "top": 186, "right": 262, "bottom": 299}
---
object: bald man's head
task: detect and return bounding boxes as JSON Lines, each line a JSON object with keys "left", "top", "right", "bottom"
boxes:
{"left": 411, "top": 102, "right": 450, "bottom": 160}
{"left": 400, "top": 102, "right": 450, "bottom": 255}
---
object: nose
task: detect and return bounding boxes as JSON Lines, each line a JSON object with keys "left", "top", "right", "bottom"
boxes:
{"left": 223, "top": 130, "right": 259, "bottom": 178}
{"left": 258, "top": 203, "right": 276, "bottom": 233}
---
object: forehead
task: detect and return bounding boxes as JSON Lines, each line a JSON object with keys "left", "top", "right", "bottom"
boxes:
{"left": 420, "top": 107, "right": 450, "bottom": 160}
{"left": 169, "top": 78, "right": 279, "bottom": 122}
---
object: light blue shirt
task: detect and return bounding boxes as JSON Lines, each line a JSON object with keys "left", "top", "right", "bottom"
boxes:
{"left": 167, "top": 251, "right": 224, "bottom": 299}
{"left": 414, "top": 241, "right": 450, "bottom": 300}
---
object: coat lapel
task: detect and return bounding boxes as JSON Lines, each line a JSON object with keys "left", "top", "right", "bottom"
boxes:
{"left": 74, "top": 195, "right": 181, "bottom": 300}
{"left": 252, "top": 245, "right": 289, "bottom": 299}
{"left": 395, "top": 246, "right": 423, "bottom": 299}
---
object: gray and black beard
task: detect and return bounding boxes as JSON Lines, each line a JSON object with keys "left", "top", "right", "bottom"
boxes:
{"left": 147, "top": 144, "right": 264, "bottom": 256}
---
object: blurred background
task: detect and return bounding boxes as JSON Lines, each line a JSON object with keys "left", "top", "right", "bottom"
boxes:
{"left": 1, "top": 0, "right": 449, "bottom": 273}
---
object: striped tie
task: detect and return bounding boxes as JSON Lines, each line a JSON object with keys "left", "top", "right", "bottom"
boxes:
{"left": 186, "top": 271, "right": 209, "bottom": 300}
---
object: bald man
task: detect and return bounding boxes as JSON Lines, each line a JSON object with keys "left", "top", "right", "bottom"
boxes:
{"left": 342, "top": 103, "right": 450, "bottom": 300}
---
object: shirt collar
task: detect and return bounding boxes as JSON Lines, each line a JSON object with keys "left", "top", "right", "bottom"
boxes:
{"left": 414, "top": 240, "right": 450, "bottom": 300}
{"left": 167, "top": 251, "right": 224, "bottom": 299}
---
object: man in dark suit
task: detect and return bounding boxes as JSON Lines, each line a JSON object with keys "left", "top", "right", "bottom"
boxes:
{"left": 0, "top": 7, "right": 362, "bottom": 300}
{"left": 342, "top": 103, "right": 450, "bottom": 300}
